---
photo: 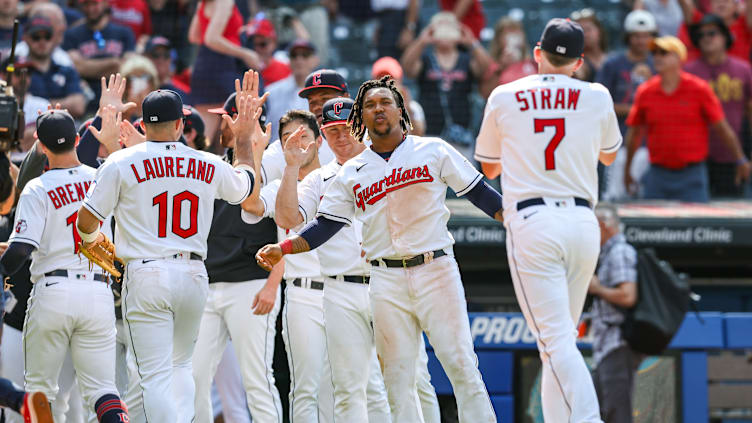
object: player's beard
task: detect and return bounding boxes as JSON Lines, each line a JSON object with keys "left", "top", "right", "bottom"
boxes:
{"left": 371, "top": 122, "right": 392, "bottom": 138}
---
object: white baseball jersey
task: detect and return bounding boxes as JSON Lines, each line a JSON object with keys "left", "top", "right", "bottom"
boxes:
{"left": 83, "top": 141, "right": 253, "bottom": 262}
{"left": 317, "top": 135, "right": 482, "bottom": 260}
{"left": 261, "top": 138, "right": 335, "bottom": 186}
{"left": 241, "top": 179, "right": 321, "bottom": 279}
{"left": 9, "top": 165, "right": 112, "bottom": 282}
{"left": 475, "top": 74, "right": 621, "bottom": 214}
{"left": 298, "top": 160, "right": 369, "bottom": 277}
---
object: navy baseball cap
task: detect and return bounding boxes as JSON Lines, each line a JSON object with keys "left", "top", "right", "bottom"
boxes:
{"left": 183, "top": 106, "right": 205, "bottom": 135}
{"left": 77, "top": 117, "right": 95, "bottom": 137}
{"left": 288, "top": 38, "right": 316, "bottom": 54}
{"left": 208, "top": 92, "right": 267, "bottom": 125}
{"left": 36, "top": 110, "right": 77, "bottom": 151}
{"left": 145, "top": 35, "right": 171, "bottom": 54}
{"left": 539, "top": 18, "right": 585, "bottom": 58}
{"left": 142, "top": 89, "right": 183, "bottom": 123}
{"left": 26, "top": 16, "right": 53, "bottom": 36}
{"left": 298, "top": 69, "right": 348, "bottom": 98}
{"left": 321, "top": 97, "right": 353, "bottom": 129}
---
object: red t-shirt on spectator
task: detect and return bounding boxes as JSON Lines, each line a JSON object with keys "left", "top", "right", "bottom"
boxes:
{"left": 261, "top": 59, "right": 291, "bottom": 85}
{"left": 678, "top": 10, "right": 751, "bottom": 63}
{"left": 110, "top": 0, "right": 152, "bottom": 40}
{"left": 198, "top": 0, "right": 242, "bottom": 46}
{"left": 439, "top": 0, "right": 485, "bottom": 39}
{"left": 626, "top": 71, "right": 725, "bottom": 169}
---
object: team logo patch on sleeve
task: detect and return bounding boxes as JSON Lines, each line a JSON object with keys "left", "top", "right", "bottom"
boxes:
{"left": 15, "top": 220, "right": 27, "bottom": 233}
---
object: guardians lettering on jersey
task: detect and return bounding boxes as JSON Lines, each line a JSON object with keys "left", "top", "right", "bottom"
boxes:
{"left": 48, "top": 180, "right": 93, "bottom": 209}
{"left": 131, "top": 157, "right": 215, "bottom": 184}
{"left": 353, "top": 165, "right": 433, "bottom": 211}
{"left": 515, "top": 88, "right": 581, "bottom": 111}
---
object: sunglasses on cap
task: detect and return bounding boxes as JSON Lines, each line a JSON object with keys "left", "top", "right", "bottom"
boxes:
{"left": 30, "top": 33, "right": 52, "bottom": 42}
{"left": 149, "top": 51, "right": 171, "bottom": 60}
{"left": 290, "top": 50, "right": 313, "bottom": 59}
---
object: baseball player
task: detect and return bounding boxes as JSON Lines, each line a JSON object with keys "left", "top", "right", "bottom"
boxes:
{"left": 76, "top": 73, "right": 261, "bottom": 423}
{"left": 275, "top": 97, "right": 442, "bottom": 423}
{"left": 0, "top": 110, "right": 128, "bottom": 422}
{"left": 256, "top": 76, "right": 502, "bottom": 423}
{"left": 241, "top": 110, "right": 334, "bottom": 423}
{"left": 474, "top": 19, "right": 620, "bottom": 423}
{"left": 0, "top": 379, "right": 52, "bottom": 422}
{"left": 260, "top": 70, "right": 344, "bottom": 184}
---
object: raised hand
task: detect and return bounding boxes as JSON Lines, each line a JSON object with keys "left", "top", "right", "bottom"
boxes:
{"left": 255, "top": 244, "right": 283, "bottom": 271}
{"left": 119, "top": 119, "right": 146, "bottom": 148}
{"left": 88, "top": 105, "right": 122, "bottom": 152}
{"left": 282, "top": 126, "right": 313, "bottom": 167}
{"left": 99, "top": 73, "right": 136, "bottom": 115}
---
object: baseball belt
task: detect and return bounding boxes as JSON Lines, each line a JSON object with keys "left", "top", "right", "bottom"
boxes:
{"left": 44, "top": 269, "right": 107, "bottom": 283}
{"left": 370, "top": 249, "right": 447, "bottom": 268}
{"left": 291, "top": 278, "right": 324, "bottom": 290}
{"left": 326, "top": 275, "right": 370, "bottom": 284}
{"left": 516, "top": 197, "right": 591, "bottom": 211}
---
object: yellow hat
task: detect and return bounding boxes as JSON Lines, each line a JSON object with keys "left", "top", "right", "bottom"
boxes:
{"left": 650, "top": 36, "right": 687, "bottom": 61}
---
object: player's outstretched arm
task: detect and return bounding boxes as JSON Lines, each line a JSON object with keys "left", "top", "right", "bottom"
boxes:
{"left": 76, "top": 207, "right": 102, "bottom": 246}
{"left": 275, "top": 126, "right": 309, "bottom": 229}
{"left": 464, "top": 180, "right": 503, "bottom": 223}
{"left": 255, "top": 216, "right": 346, "bottom": 271}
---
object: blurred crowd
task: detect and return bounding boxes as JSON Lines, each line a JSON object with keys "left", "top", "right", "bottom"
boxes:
{"left": 2, "top": 0, "right": 752, "bottom": 204}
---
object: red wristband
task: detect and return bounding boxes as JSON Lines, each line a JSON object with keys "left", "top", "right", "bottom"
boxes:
{"left": 279, "top": 239, "right": 293, "bottom": 255}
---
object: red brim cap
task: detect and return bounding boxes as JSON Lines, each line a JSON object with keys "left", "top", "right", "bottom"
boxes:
{"left": 207, "top": 107, "right": 227, "bottom": 114}
{"left": 320, "top": 120, "right": 348, "bottom": 130}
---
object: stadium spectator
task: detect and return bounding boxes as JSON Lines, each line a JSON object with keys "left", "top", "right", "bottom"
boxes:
{"left": 183, "top": 105, "right": 208, "bottom": 150}
{"left": 143, "top": 35, "right": 188, "bottom": 99}
{"left": 242, "top": 18, "right": 291, "bottom": 85}
{"left": 63, "top": 0, "right": 135, "bottom": 113}
{"left": 110, "top": 0, "right": 152, "bottom": 44}
{"left": 571, "top": 8, "right": 609, "bottom": 82}
{"left": 371, "top": 56, "right": 426, "bottom": 136}
{"left": 624, "top": 35, "right": 751, "bottom": 202}
{"left": 0, "top": 0, "right": 18, "bottom": 53}
{"left": 271, "top": 0, "right": 333, "bottom": 65}
{"left": 189, "top": 0, "right": 260, "bottom": 142}
{"left": 438, "top": 0, "right": 485, "bottom": 39}
{"left": 597, "top": 10, "right": 656, "bottom": 200}
{"left": 371, "top": 0, "right": 419, "bottom": 60}
{"left": 265, "top": 39, "right": 317, "bottom": 142}
{"left": 16, "top": 3, "right": 74, "bottom": 68}
{"left": 481, "top": 16, "right": 536, "bottom": 97}
{"left": 0, "top": 59, "right": 49, "bottom": 164}
{"left": 589, "top": 203, "right": 642, "bottom": 423}
{"left": 635, "top": 0, "right": 683, "bottom": 36}
{"left": 685, "top": 14, "right": 752, "bottom": 197}
{"left": 401, "top": 11, "right": 491, "bottom": 157}
{"left": 119, "top": 54, "right": 159, "bottom": 122}
{"left": 678, "top": 0, "right": 752, "bottom": 63}
{"left": 24, "top": 16, "right": 86, "bottom": 118}
{"left": 147, "top": 0, "right": 191, "bottom": 71}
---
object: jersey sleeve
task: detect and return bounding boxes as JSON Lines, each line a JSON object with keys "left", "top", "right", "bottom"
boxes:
{"left": 240, "top": 182, "right": 277, "bottom": 224}
{"left": 600, "top": 92, "right": 623, "bottom": 153}
{"left": 316, "top": 173, "right": 355, "bottom": 226}
{"left": 297, "top": 172, "right": 322, "bottom": 224}
{"left": 474, "top": 99, "right": 502, "bottom": 163}
{"left": 439, "top": 141, "right": 483, "bottom": 197}
{"left": 260, "top": 143, "right": 284, "bottom": 185}
{"left": 83, "top": 158, "right": 121, "bottom": 221}
{"left": 8, "top": 185, "right": 45, "bottom": 248}
{"left": 216, "top": 161, "right": 254, "bottom": 205}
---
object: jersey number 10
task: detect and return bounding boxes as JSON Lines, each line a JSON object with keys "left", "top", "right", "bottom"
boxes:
{"left": 153, "top": 191, "right": 199, "bottom": 239}
{"left": 534, "top": 118, "right": 565, "bottom": 171}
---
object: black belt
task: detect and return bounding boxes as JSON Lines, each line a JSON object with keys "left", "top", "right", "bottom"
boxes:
{"left": 291, "top": 278, "right": 324, "bottom": 290}
{"left": 182, "top": 252, "right": 202, "bottom": 260}
{"left": 516, "top": 197, "right": 591, "bottom": 212}
{"left": 44, "top": 270, "right": 107, "bottom": 283}
{"left": 370, "top": 249, "right": 447, "bottom": 268}
{"left": 341, "top": 275, "right": 370, "bottom": 284}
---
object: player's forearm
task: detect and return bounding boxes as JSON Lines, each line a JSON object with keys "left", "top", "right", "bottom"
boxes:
{"left": 76, "top": 206, "right": 100, "bottom": 234}
{"left": 275, "top": 165, "right": 304, "bottom": 229}
{"left": 452, "top": 0, "right": 474, "bottom": 19}
{"left": 232, "top": 134, "right": 256, "bottom": 170}
{"left": 464, "top": 180, "right": 503, "bottom": 221}
{"left": 279, "top": 235, "right": 311, "bottom": 255}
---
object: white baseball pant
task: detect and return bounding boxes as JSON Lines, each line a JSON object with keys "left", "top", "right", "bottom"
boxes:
{"left": 282, "top": 282, "right": 333, "bottom": 423}
{"left": 22, "top": 275, "right": 119, "bottom": 414}
{"left": 505, "top": 200, "right": 602, "bottom": 423}
{"left": 415, "top": 337, "right": 441, "bottom": 423}
{"left": 214, "top": 342, "right": 252, "bottom": 423}
{"left": 2, "top": 325, "right": 83, "bottom": 423}
{"left": 122, "top": 256, "right": 209, "bottom": 423}
{"left": 370, "top": 253, "right": 496, "bottom": 423}
{"left": 192, "top": 279, "right": 282, "bottom": 423}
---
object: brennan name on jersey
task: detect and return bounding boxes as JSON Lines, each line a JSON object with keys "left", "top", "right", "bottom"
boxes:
{"left": 515, "top": 87, "right": 581, "bottom": 111}
{"left": 353, "top": 164, "right": 433, "bottom": 211}
{"left": 48, "top": 180, "right": 93, "bottom": 209}
{"left": 131, "top": 156, "right": 216, "bottom": 184}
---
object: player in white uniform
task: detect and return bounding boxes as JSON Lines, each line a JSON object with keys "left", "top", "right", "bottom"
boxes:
{"left": 2, "top": 110, "right": 128, "bottom": 422}
{"left": 241, "top": 110, "right": 333, "bottom": 423}
{"left": 474, "top": 19, "right": 621, "bottom": 423}
{"left": 76, "top": 75, "right": 261, "bottom": 423}
{"left": 257, "top": 76, "right": 502, "bottom": 423}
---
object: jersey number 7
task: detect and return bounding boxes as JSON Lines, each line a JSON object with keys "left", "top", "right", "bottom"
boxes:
{"left": 534, "top": 118, "right": 565, "bottom": 170}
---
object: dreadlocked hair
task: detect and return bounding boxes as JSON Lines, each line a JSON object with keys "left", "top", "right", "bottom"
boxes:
{"left": 348, "top": 75, "right": 413, "bottom": 142}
